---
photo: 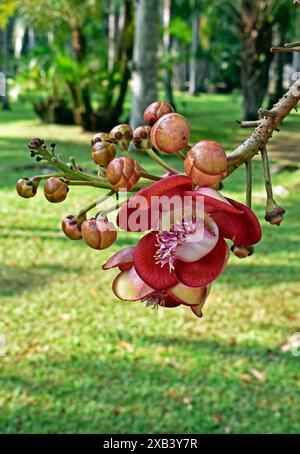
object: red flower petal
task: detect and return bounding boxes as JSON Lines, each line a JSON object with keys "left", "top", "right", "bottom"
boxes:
{"left": 112, "top": 267, "right": 154, "bottom": 301}
{"left": 166, "top": 283, "right": 211, "bottom": 306}
{"left": 175, "top": 238, "right": 229, "bottom": 287}
{"left": 102, "top": 247, "right": 134, "bottom": 271}
{"left": 162, "top": 295, "right": 182, "bottom": 308}
{"left": 184, "top": 189, "right": 262, "bottom": 246}
{"left": 184, "top": 188, "right": 242, "bottom": 215}
{"left": 212, "top": 197, "right": 262, "bottom": 246}
{"left": 190, "top": 305, "right": 204, "bottom": 318}
{"left": 118, "top": 175, "right": 193, "bottom": 232}
{"left": 134, "top": 231, "right": 178, "bottom": 290}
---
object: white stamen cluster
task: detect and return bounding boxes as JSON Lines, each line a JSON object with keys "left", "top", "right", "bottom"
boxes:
{"left": 154, "top": 217, "right": 198, "bottom": 272}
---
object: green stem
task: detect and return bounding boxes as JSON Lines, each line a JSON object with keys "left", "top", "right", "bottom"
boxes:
{"left": 176, "top": 151, "right": 186, "bottom": 160}
{"left": 98, "top": 197, "right": 129, "bottom": 217}
{"left": 76, "top": 190, "right": 116, "bottom": 220}
{"left": 140, "top": 171, "right": 161, "bottom": 181}
{"left": 260, "top": 147, "right": 274, "bottom": 201}
{"left": 145, "top": 148, "right": 179, "bottom": 174}
{"left": 245, "top": 159, "right": 252, "bottom": 209}
{"left": 66, "top": 180, "right": 114, "bottom": 189}
{"left": 32, "top": 173, "right": 64, "bottom": 180}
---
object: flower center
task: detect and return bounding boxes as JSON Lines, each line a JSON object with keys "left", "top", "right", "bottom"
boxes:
{"left": 154, "top": 217, "right": 198, "bottom": 272}
{"left": 141, "top": 292, "right": 166, "bottom": 309}
{"left": 154, "top": 214, "right": 218, "bottom": 271}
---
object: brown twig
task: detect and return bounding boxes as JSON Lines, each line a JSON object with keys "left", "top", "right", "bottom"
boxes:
{"left": 271, "top": 46, "right": 300, "bottom": 53}
{"left": 226, "top": 76, "right": 300, "bottom": 177}
{"left": 237, "top": 120, "right": 261, "bottom": 128}
{"left": 284, "top": 41, "right": 300, "bottom": 48}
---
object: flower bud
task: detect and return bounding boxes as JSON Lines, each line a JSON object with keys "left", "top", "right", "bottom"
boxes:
{"left": 28, "top": 137, "right": 44, "bottom": 150}
{"left": 143, "top": 101, "right": 174, "bottom": 126}
{"left": 265, "top": 199, "right": 285, "bottom": 226}
{"left": 92, "top": 141, "right": 116, "bottom": 167}
{"left": 132, "top": 126, "right": 152, "bottom": 150}
{"left": 81, "top": 218, "right": 117, "bottom": 250}
{"left": 61, "top": 215, "right": 82, "bottom": 240}
{"left": 184, "top": 140, "right": 227, "bottom": 187}
{"left": 109, "top": 124, "right": 133, "bottom": 151}
{"left": 107, "top": 157, "right": 141, "bottom": 191}
{"left": 150, "top": 113, "right": 190, "bottom": 154}
{"left": 44, "top": 177, "right": 68, "bottom": 203}
{"left": 16, "top": 178, "right": 38, "bottom": 199}
{"left": 91, "top": 132, "right": 111, "bottom": 145}
{"left": 231, "top": 244, "right": 254, "bottom": 259}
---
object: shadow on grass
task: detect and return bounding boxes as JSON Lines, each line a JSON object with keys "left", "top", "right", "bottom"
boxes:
{"left": 0, "top": 263, "right": 84, "bottom": 297}
{"left": 0, "top": 338, "right": 298, "bottom": 433}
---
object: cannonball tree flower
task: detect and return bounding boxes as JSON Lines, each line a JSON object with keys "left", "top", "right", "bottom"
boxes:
{"left": 102, "top": 247, "right": 211, "bottom": 318}
{"left": 111, "top": 175, "right": 261, "bottom": 307}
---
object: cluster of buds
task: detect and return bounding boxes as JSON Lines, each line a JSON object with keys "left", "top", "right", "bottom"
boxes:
{"left": 15, "top": 100, "right": 286, "bottom": 319}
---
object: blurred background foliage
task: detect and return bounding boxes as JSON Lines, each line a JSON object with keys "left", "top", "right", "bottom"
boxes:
{"left": 0, "top": 0, "right": 299, "bottom": 129}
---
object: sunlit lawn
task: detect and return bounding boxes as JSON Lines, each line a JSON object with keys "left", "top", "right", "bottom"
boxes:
{"left": 0, "top": 93, "right": 300, "bottom": 433}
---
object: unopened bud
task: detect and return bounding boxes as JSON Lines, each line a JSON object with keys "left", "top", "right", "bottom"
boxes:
{"left": 184, "top": 141, "right": 227, "bottom": 187}
{"left": 144, "top": 101, "right": 174, "bottom": 126}
{"left": 92, "top": 141, "right": 116, "bottom": 167}
{"left": 150, "top": 113, "right": 190, "bottom": 154}
{"left": 16, "top": 177, "right": 39, "bottom": 199}
{"left": 109, "top": 124, "right": 133, "bottom": 151}
{"left": 28, "top": 137, "right": 45, "bottom": 150}
{"left": 107, "top": 157, "right": 141, "bottom": 191}
{"left": 132, "top": 126, "right": 152, "bottom": 150}
{"left": 44, "top": 177, "right": 68, "bottom": 203}
{"left": 231, "top": 244, "right": 254, "bottom": 258}
{"left": 91, "top": 132, "right": 111, "bottom": 146}
{"left": 61, "top": 215, "right": 82, "bottom": 240}
{"left": 265, "top": 199, "right": 285, "bottom": 226}
{"left": 81, "top": 218, "right": 117, "bottom": 250}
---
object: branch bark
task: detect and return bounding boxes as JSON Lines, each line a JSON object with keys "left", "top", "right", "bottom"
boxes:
{"left": 226, "top": 76, "right": 300, "bottom": 177}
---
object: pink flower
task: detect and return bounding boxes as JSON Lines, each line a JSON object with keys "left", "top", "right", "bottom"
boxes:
{"left": 103, "top": 175, "right": 262, "bottom": 317}
{"left": 102, "top": 247, "right": 211, "bottom": 318}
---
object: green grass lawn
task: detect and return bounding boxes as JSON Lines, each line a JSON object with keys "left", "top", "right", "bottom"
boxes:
{"left": 0, "top": 94, "right": 300, "bottom": 434}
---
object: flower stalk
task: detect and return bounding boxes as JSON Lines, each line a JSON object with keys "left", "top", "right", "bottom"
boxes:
{"left": 260, "top": 146, "right": 285, "bottom": 225}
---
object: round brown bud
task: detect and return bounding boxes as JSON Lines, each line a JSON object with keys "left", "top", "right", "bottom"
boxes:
{"left": 109, "top": 124, "right": 133, "bottom": 151}
{"left": 81, "top": 218, "right": 117, "bottom": 250}
{"left": 184, "top": 140, "right": 227, "bottom": 187}
{"left": 231, "top": 244, "right": 254, "bottom": 259}
{"left": 28, "top": 137, "right": 44, "bottom": 150}
{"left": 132, "top": 126, "right": 152, "bottom": 150}
{"left": 150, "top": 113, "right": 190, "bottom": 154}
{"left": 91, "top": 132, "right": 111, "bottom": 146}
{"left": 16, "top": 178, "right": 38, "bottom": 199}
{"left": 61, "top": 215, "right": 82, "bottom": 240}
{"left": 107, "top": 157, "right": 141, "bottom": 191}
{"left": 143, "top": 101, "right": 174, "bottom": 126}
{"left": 265, "top": 199, "right": 285, "bottom": 226}
{"left": 44, "top": 177, "right": 68, "bottom": 203}
{"left": 92, "top": 141, "right": 116, "bottom": 167}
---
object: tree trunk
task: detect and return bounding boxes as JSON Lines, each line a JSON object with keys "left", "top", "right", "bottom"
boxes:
{"left": 111, "top": 0, "right": 133, "bottom": 124}
{"left": 130, "top": 0, "right": 159, "bottom": 128}
{"left": 163, "top": 0, "right": 175, "bottom": 108}
{"left": 268, "top": 23, "right": 285, "bottom": 109}
{"left": 293, "top": 11, "right": 300, "bottom": 72}
{"left": 13, "top": 16, "right": 26, "bottom": 58}
{"left": 174, "top": 39, "right": 188, "bottom": 91}
{"left": 0, "top": 26, "right": 10, "bottom": 110}
{"left": 108, "top": 0, "right": 118, "bottom": 73}
{"left": 189, "top": 9, "right": 200, "bottom": 95}
{"left": 240, "top": 0, "right": 273, "bottom": 120}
